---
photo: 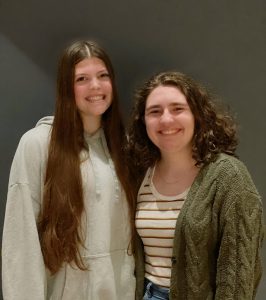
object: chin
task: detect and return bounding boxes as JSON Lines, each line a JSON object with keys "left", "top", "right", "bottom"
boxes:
{"left": 90, "top": 107, "right": 109, "bottom": 116}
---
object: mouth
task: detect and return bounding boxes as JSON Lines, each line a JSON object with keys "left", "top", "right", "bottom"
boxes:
{"left": 85, "top": 95, "right": 105, "bottom": 102}
{"left": 159, "top": 129, "right": 180, "bottom": 135}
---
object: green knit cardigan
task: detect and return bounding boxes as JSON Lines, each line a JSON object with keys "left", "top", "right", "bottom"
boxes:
{"left": 134, "top": 153, "right": 264, "bottom": 300}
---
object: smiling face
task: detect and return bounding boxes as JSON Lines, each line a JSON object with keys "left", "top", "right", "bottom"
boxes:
{"left": 144, "top": 85, "right": 195, "bottom": 157}
{"left": 74, "top": 57, "right": 113, "bottom": 133}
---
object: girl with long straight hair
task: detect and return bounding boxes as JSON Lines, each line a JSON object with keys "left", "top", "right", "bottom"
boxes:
{"left": 2, "top": 40, "right": 135, "bottom": 299}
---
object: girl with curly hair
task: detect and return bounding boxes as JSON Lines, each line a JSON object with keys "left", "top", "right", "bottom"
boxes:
{"left": 127, "top": 71, "right": 264, "bottom": 299}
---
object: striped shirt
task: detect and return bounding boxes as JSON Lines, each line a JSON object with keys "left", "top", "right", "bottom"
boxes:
{"left": 135, "top": 166, "right": 188, "bottom": 288}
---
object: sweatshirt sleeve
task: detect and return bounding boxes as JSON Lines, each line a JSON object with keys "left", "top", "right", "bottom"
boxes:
{"left": 215, "top": 178, "right": 264, "bottom": 299}
{"left": 2, "top": 129, "right": 48, "bottom": 300}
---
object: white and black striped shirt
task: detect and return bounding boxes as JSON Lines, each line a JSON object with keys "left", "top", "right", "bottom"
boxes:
{"left": 135, "top": 166, "right": 189, "bottom": 288}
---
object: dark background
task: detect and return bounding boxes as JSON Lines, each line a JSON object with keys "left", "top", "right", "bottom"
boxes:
{"left": 1, "top": 1, "right": 265, "bottom": 299}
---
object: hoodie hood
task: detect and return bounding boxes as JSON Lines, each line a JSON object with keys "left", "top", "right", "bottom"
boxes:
{"left": 35, "top": 116, "right": 54, "bottom": 127}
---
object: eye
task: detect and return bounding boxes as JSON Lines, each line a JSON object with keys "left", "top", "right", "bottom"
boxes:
{"left": 173, "top": 107, "right": 181, "bottom": 111}
{"left": 150, "top": 109, "right": 160, "bottom": 114}
{"left": 172, "top": 106, "right": 183, "bottom": 113}
{"left": 75, "top": 76, "right": 87, "bottom": 82}
{"left": 146, "top": 109, "right": 161, "bottom": 116}
{"left": 99, "top": 72, "right": 110, "bottom": 79}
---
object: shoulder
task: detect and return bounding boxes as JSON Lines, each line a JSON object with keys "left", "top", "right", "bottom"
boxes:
{"left": 212, "top": 156, "right": 263, "bottom": 229}
{"left": 193, "top": 153, "right": 261, "bottom": 207}
{"left": 137, "top": 167, "right": 152, "bottom": 197}
{"left": 191, "top": 154, "right": 263, "bottom": 227}
{"left": 205, "top": 154, "right": 261, "bottom": 208}
{"left": 208, "top": 153, "right": 246, "bottom": 172}
{"left": 140, "top": 167, "right": 152, "bottom": 186}
{"left": 10, "top": 117, "right": 53, "bottom": 182}
{"left": 17, "top": 117, "right": 53, "bottom": 155}
{"left": 20, "top": 117, "right": 53, "bottom": 144}
{"left": 203, "top": 153, "right": 255, "bottom": 189}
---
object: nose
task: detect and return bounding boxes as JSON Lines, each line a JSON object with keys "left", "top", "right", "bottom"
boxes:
{"left": 90, "top": 77, "right": 100, "bottom": 89}
{"left": 160, "top": 109, "right": 173, "bottom": 124}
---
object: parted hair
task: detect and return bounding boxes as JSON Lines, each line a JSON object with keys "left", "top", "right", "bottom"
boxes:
{"left": 38, "top": 40, "right": 133, "bottom": 274}
{"left": 127, "top": 71, "right": 238, "bottom": 182}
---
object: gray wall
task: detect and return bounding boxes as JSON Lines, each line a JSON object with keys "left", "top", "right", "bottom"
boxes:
{"left": 1, "top": 1, "right": 265, "bottom": 299}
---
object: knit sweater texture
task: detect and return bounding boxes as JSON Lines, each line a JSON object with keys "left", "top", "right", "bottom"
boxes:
{"left": 134, "top": 153, "right": 264, "bottom": 300}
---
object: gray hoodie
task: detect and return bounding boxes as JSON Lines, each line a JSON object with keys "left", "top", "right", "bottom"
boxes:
{"left": 2, "top": 117, "right": 135, "bottom": 300}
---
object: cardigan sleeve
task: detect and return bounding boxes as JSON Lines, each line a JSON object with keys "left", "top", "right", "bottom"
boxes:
{"left": 134, "top": 233, "right": 145, "bottom": 300}
{"left": 215, "top": 186, "right": 264, "bottom": 300}
{"left": 2, "top": 130, "right": 48, "bottom": 300}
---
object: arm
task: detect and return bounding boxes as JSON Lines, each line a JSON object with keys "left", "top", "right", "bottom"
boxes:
{"left": 2, "top": 130, "right": 48, "bottom": 300}
{"left": 215, "top": 187, "right": 264, "bottom": 299}
{"left": 134, "top": 233, "right": 145, "bottom": 300}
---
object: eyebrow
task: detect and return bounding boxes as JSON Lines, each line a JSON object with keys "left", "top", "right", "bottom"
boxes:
{"left": 74, "top": 73, "right": 86, "bottom": 78}
{"left": 145, "top": 103, "right": 188, "bottom": 112}
{"left": 74, "top": 68, "right": 108, "bottom": 77}
{"left": 145, "top": 105, "right": 161, "bottom": 112}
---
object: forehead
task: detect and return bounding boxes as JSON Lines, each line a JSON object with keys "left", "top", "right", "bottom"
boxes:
{"left": 146, "top": 85, "right": 187, "bottom": 107}
{"left": 75, "top": 57, "right": 107, "bottom": 74}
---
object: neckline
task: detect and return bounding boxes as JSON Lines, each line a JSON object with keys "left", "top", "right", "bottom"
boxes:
{"left": 84, "top": 127, "right": 103, "bottom": 143}
{"left": 149, "top": 165, "right": 190, "bottom": 200}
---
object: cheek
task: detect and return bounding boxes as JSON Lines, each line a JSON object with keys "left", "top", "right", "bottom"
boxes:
{"left": 74, "top": 88, "right": 87, "bottom": 110}
{"left": 183, "top": 113, "right": 195, "bottom": 131}
{"left": 145, "top": 121, "right": 157, "bottom": 142}
{"left": 103, "top": 81, "right": 113, "bottom": 93}
{"left": 74, "top": 86, "right": 83, "bottom": 101}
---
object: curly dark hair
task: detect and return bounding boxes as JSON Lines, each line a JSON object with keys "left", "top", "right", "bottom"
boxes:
{"left": 127, "top": 71, "right": 238, "bottom": 181}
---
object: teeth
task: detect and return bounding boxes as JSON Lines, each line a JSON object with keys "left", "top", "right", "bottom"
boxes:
{"left": 86, "top": 95, "right": 104, "bottom": 102}
{"left": 161, "top": 129, "right": 178, "bottom": 135}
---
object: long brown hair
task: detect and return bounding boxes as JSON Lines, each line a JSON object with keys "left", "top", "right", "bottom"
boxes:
{"left": 127, "top": 71, "right": 238, "bottom": 186}
{"left": 38, "top": 40, "right": 134, "bottom": 274}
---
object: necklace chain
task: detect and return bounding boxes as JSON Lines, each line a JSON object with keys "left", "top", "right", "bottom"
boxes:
{"left": 156, "top": 164, "right": 183, "bottom": 185}
{"left": 155, "top": 162, "right": 198, "bottom": 185}
{"left": 157, "top": 172, "right": 182, "bottom": 184}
